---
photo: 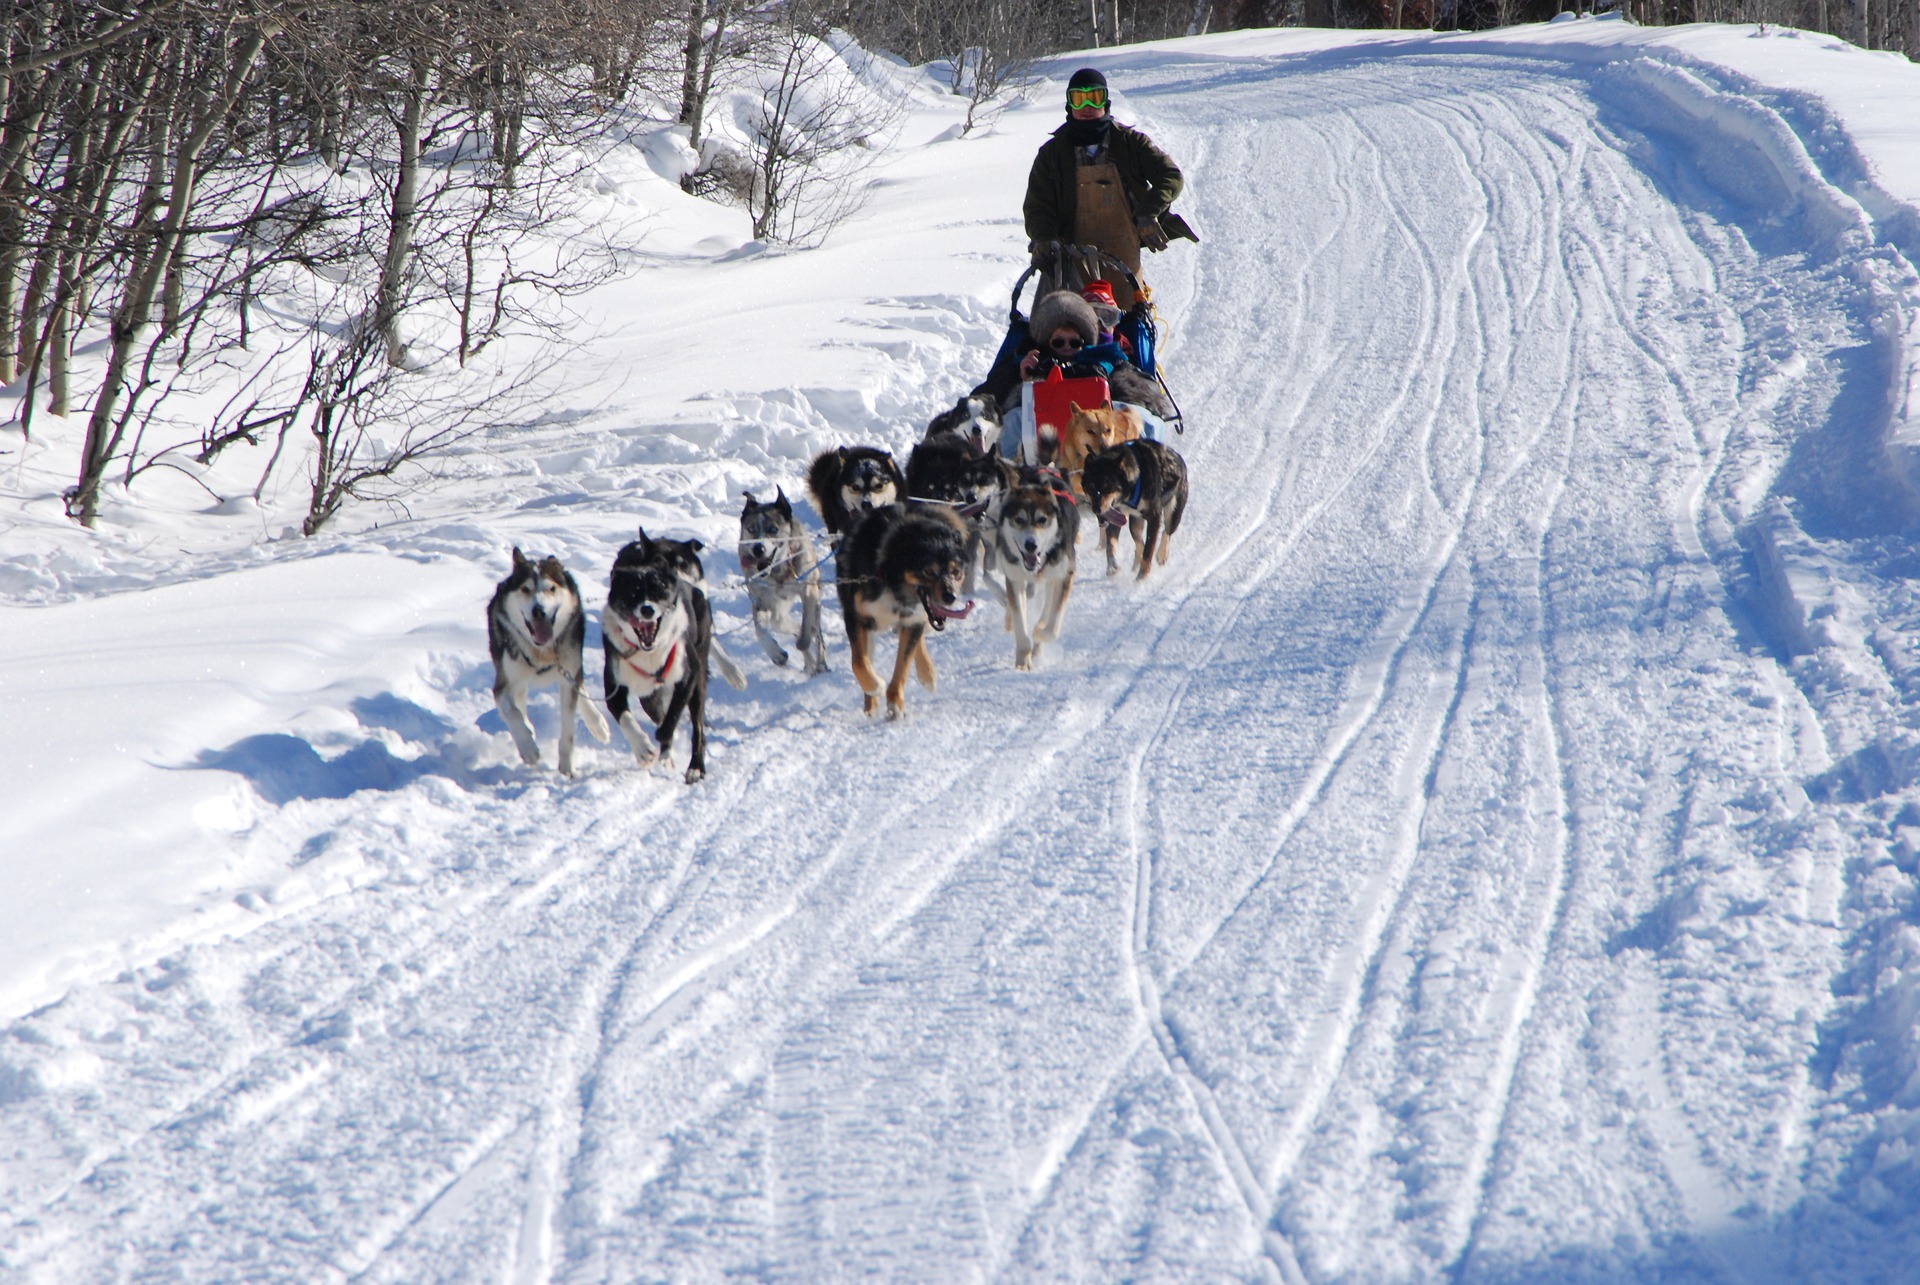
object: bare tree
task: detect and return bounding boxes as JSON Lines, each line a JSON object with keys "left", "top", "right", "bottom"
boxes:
{"left": 938, "top": 0, "right": 1042, "bottom": 136}
{"left": 1, "top": 0, "right": 654, "bottom": 533}
{"left": 741, "top": 3, "right": 901, "bottom": 246}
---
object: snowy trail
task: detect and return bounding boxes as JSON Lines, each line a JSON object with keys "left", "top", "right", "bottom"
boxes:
{"left": 5, "top": 31, "right": 1918, "bottom": 1285}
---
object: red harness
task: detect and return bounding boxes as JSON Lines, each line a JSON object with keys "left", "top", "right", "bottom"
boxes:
{"left": 620, "top": 641, "right": 680, "bottom": 687}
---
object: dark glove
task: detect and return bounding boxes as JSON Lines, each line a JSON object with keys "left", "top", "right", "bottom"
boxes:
{"left": 1029, "top": 241, "right": 1054, "bottom": 269}
{"left": 1136, "top": 219, "right": 1170, "bottom": 252}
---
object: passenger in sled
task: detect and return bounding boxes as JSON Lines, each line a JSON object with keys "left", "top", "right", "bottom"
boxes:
{"left": 970, "top": 283, "right": 1177, "bottom": 465}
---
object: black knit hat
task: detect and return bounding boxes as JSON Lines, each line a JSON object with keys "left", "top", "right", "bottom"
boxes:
{"left": 1067, "top": 68, "right": 1107, "bottom": 93}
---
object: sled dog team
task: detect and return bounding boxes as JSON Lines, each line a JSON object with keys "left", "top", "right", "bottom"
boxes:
{"left": 487, "top": 396, "right": 1189, "bottom": 783}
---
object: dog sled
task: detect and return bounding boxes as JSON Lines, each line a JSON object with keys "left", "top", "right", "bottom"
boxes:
{"left": 987, "top": 244, "right": 1185, "bottom": 467}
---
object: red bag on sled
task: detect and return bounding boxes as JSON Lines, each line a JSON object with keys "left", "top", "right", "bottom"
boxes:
{"left": 1018, "top": 368, "right": 1110, "bottom": 466}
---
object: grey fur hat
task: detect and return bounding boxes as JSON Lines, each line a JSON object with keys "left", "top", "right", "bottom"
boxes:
{"left": 1030, "top": 290, "right": 1099, "bottom": 347}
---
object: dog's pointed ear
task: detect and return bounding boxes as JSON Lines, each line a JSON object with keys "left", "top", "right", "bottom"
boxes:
{"left": 511, "top": 546, "right": 531, "bottom": 572}
{"left": 635, "top": 525, "right": 652, "bottom": 549}
{"left": 742, "top": 489, "right": 757, "bottom": 508}
{"left": 774, "top": 485, "right": 789, "bottom": 512}
{"left": 688, "top": 538, "right": 704, "bottom": 553}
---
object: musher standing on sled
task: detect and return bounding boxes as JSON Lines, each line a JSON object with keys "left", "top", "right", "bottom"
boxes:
{"left": 1023, "top": 68, "right": 1193, "bottom": 310}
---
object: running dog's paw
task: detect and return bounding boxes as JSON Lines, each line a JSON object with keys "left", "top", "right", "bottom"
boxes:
{"left": 804, "top": 653, "right": 828, "bottom": 677}
{"left": 683, "top": 765, "right": 705, "bottom": 784}
{"left": 862, "top": 693, "right": 881, "bottom": 716}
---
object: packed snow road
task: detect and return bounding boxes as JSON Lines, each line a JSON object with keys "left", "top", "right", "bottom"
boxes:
{"left": 6, "top": 31, "right": 1919, "bottom": 1285}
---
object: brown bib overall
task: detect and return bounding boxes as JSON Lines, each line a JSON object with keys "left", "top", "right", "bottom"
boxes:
{"left": 1074, "top": 158, "right": 1142, "bottom": 309}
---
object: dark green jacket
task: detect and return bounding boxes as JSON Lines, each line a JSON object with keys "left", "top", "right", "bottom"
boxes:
{"left": 1023, "top": 119, "right": 1184, "bottom": 244}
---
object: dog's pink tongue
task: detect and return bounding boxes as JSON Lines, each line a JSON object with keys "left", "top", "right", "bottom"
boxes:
{"left": 1103, "top": 508, "right": 1128, "bottom": 529}
{"left": 930, "top": 598, "right": 974, "bottom": 622}
{"left": 529, "top": 616, "right": 555, "bottom": 645}
{"left": 636, "top": 619, "right": 659, "bottom": 649}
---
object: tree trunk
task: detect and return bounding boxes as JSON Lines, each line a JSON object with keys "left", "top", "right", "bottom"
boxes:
{"left": 687, "top": 2, "right": 730, "bottom": 151}
{"left": 0, "top": 73, "right": 56, "bottom": 385}
{"left": 72, "top": 27, "right": 266, "bottom": 526}
{"left": 376, "top": 55, "right": 430, "bottom": 368}
{"left": 679, "top": 0, "right": 708, "bottom": 124}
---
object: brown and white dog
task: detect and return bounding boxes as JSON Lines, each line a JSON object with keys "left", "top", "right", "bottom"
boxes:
{"left": 1058, "top": 404, "right": 1142, "bottom": 496}
{"left": 834, "top": 503, "right": 973, "bottom": 718}
{"left": 994, "top": 468, "right": 1080, "bottom": 671}
{"left": 487, "top": 547, "right": 611, "bottom": 776}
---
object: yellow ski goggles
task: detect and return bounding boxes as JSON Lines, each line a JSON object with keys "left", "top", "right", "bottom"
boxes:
{"left": 1066, "top": 87, "right": 1108, "bottom": 111}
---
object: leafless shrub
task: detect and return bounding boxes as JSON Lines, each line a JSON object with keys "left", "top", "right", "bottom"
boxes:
{"left": 739, "top": 3, "right": 903, "bottom": 246}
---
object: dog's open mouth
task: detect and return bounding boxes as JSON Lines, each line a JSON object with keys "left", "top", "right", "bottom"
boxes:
{"left": 527, "top": 614, "right": 555, "bottom": 646}
{"left": 1103, "top": 507, "right": 1129, "bottom": 529}
{"left": 922, "top": 593, "right": 974, "bottom": 630}
{"left": 957, "top": 500, "right": 989, "bottom": 519}
{"left": 630, "top": 615, "right": 660, "bottom": 649}
{"left": 1022, "top": 547, "right": 1043, "bottom": 572}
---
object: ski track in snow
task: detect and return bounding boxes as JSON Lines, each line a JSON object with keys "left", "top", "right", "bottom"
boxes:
{"left": 5, "top": 30, "right": 1920, "bottom": 1285}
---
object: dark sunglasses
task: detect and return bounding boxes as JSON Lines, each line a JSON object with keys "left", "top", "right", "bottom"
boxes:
{"left": 1067, "top": 88, "right": 1108, "bottom": 111}
{"left": 1049, "top": 336, "right": 1085, "bottom": 352}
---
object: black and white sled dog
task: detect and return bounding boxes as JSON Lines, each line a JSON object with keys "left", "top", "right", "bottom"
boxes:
{"left": 807, "top": 445, "right": 905, "bottom": 535}
{"left": 994, "top": 468, "right": 1080, "bottom": 671}
{"left": 737, "top": 488, "right": 827, "bottom": 675}
{"left": 602, "top": 535, "right": 713, "bottom": 782}
{"left": 488, "top": 547, "right": 611, "bottom": 776}
{"left": 835, "top": 504, "right": 973, "bottom": 719}
{"left": 923, "top": 394, "right": 1003, "bottom": 457}
{"left": 620, "top": 527, "right": 748, "bottom": 692}
{"left": 1080, "top": 439, "right": 1190, "bottom": 581}
{"left": 906, "top": 433, "right": 1017, "bottom": 602}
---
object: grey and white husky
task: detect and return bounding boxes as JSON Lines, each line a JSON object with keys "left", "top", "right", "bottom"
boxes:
{"left": 737, "top": 488, "right": 827, "bottom": 675}
{"left": 994, "top": 468, "right": 1080, "bottom": 671}
{"left": 487, "top": 546, "right": 611, "bottom": 776}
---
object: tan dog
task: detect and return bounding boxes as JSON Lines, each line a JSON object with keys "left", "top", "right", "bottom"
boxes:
{"left": 1058, "top": 404, "right": 1143, "bottom": 495}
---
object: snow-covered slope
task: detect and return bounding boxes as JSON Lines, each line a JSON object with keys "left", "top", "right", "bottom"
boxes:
{"left": 6, "top": 18, "right": 1920, "bottom": 1284}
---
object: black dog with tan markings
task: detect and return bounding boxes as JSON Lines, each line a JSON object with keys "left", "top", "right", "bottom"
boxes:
{"left": 1080, "top": 439, "right": 1189, "bottom": 580}
{"left": 834, "top": 504, "right": 973, "bottom": 718}
{"left": 906, "top": 434, "right": 1018, "bottom": 601}
{"left": 807, "top": 445, "right": 905, "bottom": 536}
